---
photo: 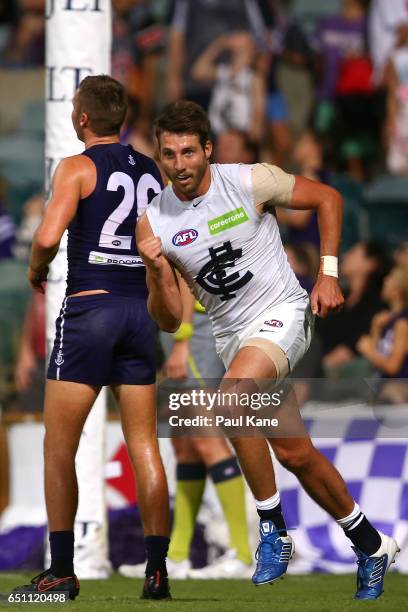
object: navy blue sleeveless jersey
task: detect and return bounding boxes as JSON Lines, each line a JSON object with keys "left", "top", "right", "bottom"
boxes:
{"left": 66, "top": 143, "right": 162, "bottom": 297}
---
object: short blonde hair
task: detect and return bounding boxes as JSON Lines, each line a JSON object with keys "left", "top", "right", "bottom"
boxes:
{"left": 391, "top": 266, "right": 408, "bottom": 307}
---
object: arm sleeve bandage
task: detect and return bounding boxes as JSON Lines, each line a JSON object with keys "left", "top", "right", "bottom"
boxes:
{"left": 251, "top": 163, "right": 295, "bottom": 207}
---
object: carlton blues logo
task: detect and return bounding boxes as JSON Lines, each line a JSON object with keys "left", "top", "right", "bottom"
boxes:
{"left": 196, "top": 241, "right": 253, "bottom": 301}
{"left": 172, "top": 229, "right": 198, "bottom": 247}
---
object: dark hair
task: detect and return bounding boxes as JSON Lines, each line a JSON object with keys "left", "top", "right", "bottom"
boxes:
{"left": 155, "top": 101, "right": 211, "bottom": 149}
{"left": 77, "top": 75, "right": 127, "bottom": 136}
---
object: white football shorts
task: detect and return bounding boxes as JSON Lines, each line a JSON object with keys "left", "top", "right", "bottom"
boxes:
{"left": 218, "top": 297, "right": 314, "bottom": 372}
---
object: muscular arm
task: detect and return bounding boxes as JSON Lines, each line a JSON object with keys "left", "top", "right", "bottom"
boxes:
{"left": 136, "top": 214, "right": 182, "bottom": 332}
{"left": 28, "top": 155, "right": 94, "bottom": 292}
{"left": 251, "top": 164, "right": 344, "bottom": 317}
{"left": 289, "top": 175, "right": 343, "bottom": 261}
{"left": 163, "top": 276, "right": 195, "bottom": 379}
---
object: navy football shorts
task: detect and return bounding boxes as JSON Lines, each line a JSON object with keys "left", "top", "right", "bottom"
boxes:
{"left": 47, "top": 293, "right": 157, "bottom": 386}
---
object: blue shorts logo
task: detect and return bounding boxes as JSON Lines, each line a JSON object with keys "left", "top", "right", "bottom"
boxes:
{"left": 172, "top": 228, "right": 198, "bottom": 247}
{"left": 55, "top": 349, "right": 64, "bottom": 366}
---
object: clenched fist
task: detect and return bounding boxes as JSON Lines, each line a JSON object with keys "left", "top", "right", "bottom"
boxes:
{"left": 311, "top": 275, "right": 344, "bottom": 318}
{"left": 138, "top": 236, "right": 166, "bottom": 274}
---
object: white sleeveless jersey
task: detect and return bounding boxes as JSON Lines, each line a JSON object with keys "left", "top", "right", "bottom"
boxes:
{"left": 146, "top": 163, "right": 307, "bottom": 351}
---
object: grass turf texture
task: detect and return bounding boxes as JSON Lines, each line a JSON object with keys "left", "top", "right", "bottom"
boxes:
{"left": 0, "top": 573, "right": 405, "bottom": 611}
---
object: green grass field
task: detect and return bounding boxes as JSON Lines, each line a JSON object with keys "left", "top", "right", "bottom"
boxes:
{"left": 0, "top": 573, "right": 406, "bottom": 611}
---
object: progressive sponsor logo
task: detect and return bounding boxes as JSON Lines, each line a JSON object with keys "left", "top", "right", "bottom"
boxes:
{"left": 88, "top": 251, "right": 144, "bottom": 267}
{"left": 172, "top": 229, "right": 198, "bottom": 247}
{"left": 208, "top": 207, "right": 249, "bottom": 235}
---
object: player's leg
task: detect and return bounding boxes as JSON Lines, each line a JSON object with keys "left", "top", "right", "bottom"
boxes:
{"left": 13, "top": 379, "right": 99, "bottom": 599}
{"left": 184, "top": 310, "right": 253, "bottom": 573}
{"left": 14, "top": 293, "right": 117, "bottom": 599}
{"left": 44, "top": 380, "right": 100, "bottom": 531}
{"left": 190, "top": 436, "right": 253, "bottom": 574}
{"left": 110, "top": 295, "right": 171, "bottom": 598}
{"left": 112, "top": 383, "right": 170, "bottom": 597}
{"left": 167, "top": 438, "right": 205, "bottom": 575}
{"left": 227, "top": 343, "right": 399, "bottom": 597}
{"left": 269, "top": 388, "right": 400, "bottom": 599}
{"left": 44, "top": 380, "right": 100, "bottom": 569}
{"left": 119, "top": 437, "right": 204, "bottom": 580}
{"left": 222, "top": 347, "right": 293, "bottom": 585}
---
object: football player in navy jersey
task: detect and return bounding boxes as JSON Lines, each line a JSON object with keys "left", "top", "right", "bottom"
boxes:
{"left": 14, "top": 75, "right": 175, "bottom": 601}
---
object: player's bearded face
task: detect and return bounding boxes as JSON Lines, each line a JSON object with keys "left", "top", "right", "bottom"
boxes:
{"left": 160, "top": 132, "right": 212, "bottom": 199}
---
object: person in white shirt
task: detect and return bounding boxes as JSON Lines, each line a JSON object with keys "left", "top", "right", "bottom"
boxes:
{"left": 137, "top": 100, "right": 399, "bottom": 600}
{"left": 369, "top": 0, "right": 408, "bottom": 84}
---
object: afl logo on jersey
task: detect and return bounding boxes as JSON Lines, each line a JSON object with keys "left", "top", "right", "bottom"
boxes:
{"left": 172, "top": 229, "right": 198, "bottom": 247}
{"left": 112, "top": 240, "right": 122, "bottom": 246}
{"left": 264, "top": 319, "right": 283, "bottom": 328}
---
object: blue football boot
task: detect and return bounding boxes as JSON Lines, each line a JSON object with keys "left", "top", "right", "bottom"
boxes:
{"left": 353, "top": 532, "right": 400, "bottom": 600}
{"left": 252, "top": 520, "right": 294, "bottom": 586}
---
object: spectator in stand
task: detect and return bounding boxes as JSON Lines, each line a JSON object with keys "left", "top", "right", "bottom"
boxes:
{"left": 111, "top": 6, "right": 138, "bottom": 92}
{"left": 121, "top": 95, "right": 156, "bottom": 159}
{"left": 284, "top": 242, "right": 319, "bottom": 296}
{"left": 14, "top": 291, "right": 46, "bottom": 411}
{"left": 284, "top": 242, "right": 324, "bottom": 403}
{"left": 313, "top": 0, "right": 378, "bottom": 180}
{"left": 1, "top": 0, "right": 44, "bottom": 67}
{"left": 277, "top": 130, "right": 328, "bottom": 251}
{"left": 319, "top": 241, "right": 392, "bottom": 371}
{"left": 13, "top": 193, "right": 44, "bottom": 262}
{"left": 0, "top": 178, "right": 16, "bottom": 259}
{"left": 191, "top": 31, "right": 265, "bottom": 143}
{"left": 369, "top": 0, "right": 408, "bottom": 86}
{"left": 394, "top": 241, "right": 408, "bottom": 268}
{"left": 384, "top": 35, "right": 408, "bottom": 175}
{"left": 357, "top": 266, "right": 408, "bottom": 379}
{"left": 263, "top": 0, "right": 314, "bottom": 166}
{"left": 112, "top": 0, "right": 166, "bottom": 135}
{"left": 214, "top": 129, "right": 258, "bottom": 165}
{"left": 166, "top": 0, "right": 271, "bottom": 109}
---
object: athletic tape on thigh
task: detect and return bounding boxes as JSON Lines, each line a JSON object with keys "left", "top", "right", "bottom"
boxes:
{"left": 240, "top": 337, "right": 290, "bottom": 382}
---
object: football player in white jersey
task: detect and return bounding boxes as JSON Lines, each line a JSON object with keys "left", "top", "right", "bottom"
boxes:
{"left": 137, "top": 101, "right": 399, "bottom": 600}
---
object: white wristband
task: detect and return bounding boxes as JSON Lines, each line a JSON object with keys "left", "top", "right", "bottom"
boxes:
{"left": 320, "top": 255, "right": 338, "bottom": 278}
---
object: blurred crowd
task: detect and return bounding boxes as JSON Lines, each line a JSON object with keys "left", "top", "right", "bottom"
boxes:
{"left": 0, "top": 0, "right": 407, "bottom": 411}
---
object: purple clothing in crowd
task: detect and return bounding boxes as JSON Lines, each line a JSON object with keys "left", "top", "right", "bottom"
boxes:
{"left": 0, "top": 207, "right": 16, "bottom": 259}
{"left": 377, "top": 308, "right": 408, "bottom": 379}
{"left": 314, "top": 14, "right": 367, "bottom": 100}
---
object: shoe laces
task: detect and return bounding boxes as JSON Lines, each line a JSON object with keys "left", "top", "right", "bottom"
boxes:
{"left": 355, "top": 552, "right": 385, "bottom": 590}
{"left": 255, "top": 527, "right": 294, "bottom": 562}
